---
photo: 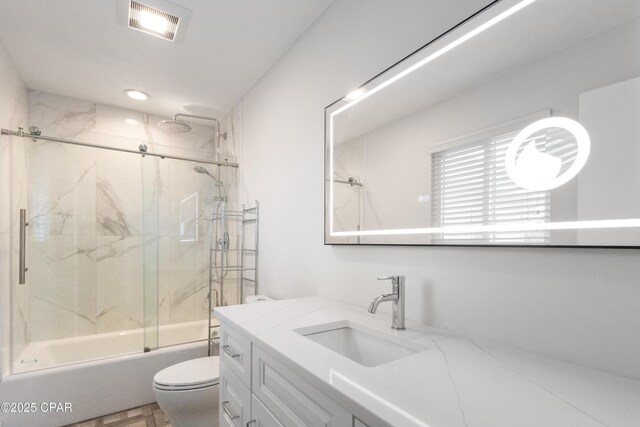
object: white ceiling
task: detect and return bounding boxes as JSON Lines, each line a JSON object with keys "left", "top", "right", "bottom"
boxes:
{"left": 0, "top": 0, "right": 335, "bottom": 118}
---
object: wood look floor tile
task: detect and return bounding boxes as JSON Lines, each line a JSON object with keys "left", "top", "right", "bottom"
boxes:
{"left": 65, "top": 403, "right": 171, "bottom": 427}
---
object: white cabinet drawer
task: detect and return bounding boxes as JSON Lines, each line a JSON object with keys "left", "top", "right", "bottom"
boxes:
{"left": 251, "top": 394, "right": 285, "bottom": 427}
{"left": 220, "top": 359, "right": 251, "bottom": 427}
{"left": 220, "top": 321, "right": 252, "bottom": 387}
{"left": 252, "top": 345, "right": 351, "bottom": 427}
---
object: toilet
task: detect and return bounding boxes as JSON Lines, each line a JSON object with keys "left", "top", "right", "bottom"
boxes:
{"left": 152, "top": 296, "right": 273, "bottom": 426}
{"left": 153, "top": 356, "right": 220, "bottom": 427}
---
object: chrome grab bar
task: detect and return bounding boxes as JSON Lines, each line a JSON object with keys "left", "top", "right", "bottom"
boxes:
{"left": 222, "top": 344, "right": 240, "bottom": 358}
{"left": 221, "top": 401, "right": 239, "bottom": 420}
{"left": 19, "top": 209, "right": 28, "bottom": 284}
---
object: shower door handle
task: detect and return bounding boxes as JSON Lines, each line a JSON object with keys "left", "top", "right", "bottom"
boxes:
{"left": 19, "top": 209, "right": 29, "bottom": 285}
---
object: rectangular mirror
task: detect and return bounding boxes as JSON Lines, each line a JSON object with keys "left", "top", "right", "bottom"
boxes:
{"left": 325, "top": 0, "right": 640, "bottom": 247}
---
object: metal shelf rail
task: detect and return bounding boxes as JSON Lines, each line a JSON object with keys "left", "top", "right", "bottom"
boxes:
{"left": 208, "top": 201, "right": 259, "bottom": 355}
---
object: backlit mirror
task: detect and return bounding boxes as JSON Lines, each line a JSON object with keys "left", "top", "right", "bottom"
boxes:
{"left": 325, "top": 0, "right": 640, "bottom": 247}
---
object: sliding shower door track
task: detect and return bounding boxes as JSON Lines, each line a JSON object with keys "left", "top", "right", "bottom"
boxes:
{"left": 1, "top": 127, "right": 239, "bottom": 167}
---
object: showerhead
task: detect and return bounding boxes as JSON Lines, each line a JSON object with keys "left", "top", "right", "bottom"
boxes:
{"left": 157, "top": 119, "right": 192, "bottom": 134}
{"left": 193, "top": 165, "right": 210, "bottom": 175}
{"left": 193, "top": 165, "right": 226, "bottom": 200}
{"left": 193, "top": 165, "right": 221, "bottom": 184}
{"left": 158, "top": 114, "right": 227, "bottom": 140}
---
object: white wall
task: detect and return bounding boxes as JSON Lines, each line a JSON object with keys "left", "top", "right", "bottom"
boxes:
{"left": 237, "top": 0, "right": 640, "bottom": 380}
{"left": 578, "top": 76, "right": 640, "bottom": 245}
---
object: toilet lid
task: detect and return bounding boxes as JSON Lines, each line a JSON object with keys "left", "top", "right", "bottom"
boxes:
{"left": 153, "top": 356, "right": 220, "bottom": 389}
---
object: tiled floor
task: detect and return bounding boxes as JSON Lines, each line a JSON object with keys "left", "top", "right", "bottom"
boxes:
{"left": 65, "top": 403, "right": 171, "bottom": 427}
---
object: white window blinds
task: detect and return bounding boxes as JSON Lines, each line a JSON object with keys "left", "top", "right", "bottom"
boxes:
{"left": 431, "top": 130, "right": 550, "bottom": 244}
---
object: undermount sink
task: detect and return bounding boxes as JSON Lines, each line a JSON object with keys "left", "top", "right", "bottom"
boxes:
{"left": 295, "top": 320, "right": 427, "bottom": 367}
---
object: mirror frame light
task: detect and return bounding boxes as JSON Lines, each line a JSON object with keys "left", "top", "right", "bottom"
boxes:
{"left": 324, "top": 0, "right": 640, "bottom": 247}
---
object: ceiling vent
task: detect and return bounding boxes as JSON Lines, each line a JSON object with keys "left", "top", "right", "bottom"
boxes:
{"left": 129, "top": 1, "right": 179, "bottom": 41}
{"left": 118, "top": 0, "right": 191, "bottom": 43}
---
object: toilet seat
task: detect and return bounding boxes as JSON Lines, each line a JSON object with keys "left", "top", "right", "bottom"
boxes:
{"left": 153, "top": 381, "right": 217, "bottom": 392}
{"left": 153, "top": 356, "right": 220, "bottom": 391}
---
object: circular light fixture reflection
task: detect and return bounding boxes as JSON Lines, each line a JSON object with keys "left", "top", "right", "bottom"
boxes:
{"left": 124, "top": 89, "right": 150, "bottom": 101}
{"left": 505, "top": 117, "right": 590, "bottom": 191}
{"left": 124, "top": 118, "right": 140, "bottom": 126}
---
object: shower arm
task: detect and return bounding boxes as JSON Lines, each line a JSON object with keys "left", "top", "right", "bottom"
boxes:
{"left": 172, "top": 114, "right": 228, "bottom": 167}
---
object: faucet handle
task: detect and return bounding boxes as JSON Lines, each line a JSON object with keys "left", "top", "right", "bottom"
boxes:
{"left": 377, "top": 275, "right": 405, "bottom": 285}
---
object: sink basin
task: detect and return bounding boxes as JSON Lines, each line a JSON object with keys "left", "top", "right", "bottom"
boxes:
{"left": 295, "top": 321, "right": 427, "bottom": 367}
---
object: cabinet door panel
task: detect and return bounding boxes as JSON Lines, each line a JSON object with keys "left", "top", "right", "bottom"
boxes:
{"left": 251, "top": 395, "right": 285, "bottom": 427}
{"left": 220, "top": 359, "right": 252, "bottom": 427}
{"left": 252, "top": 345, "right": 351, "bottom": 427}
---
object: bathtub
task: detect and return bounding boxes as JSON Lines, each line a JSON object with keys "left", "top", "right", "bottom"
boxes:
{"left": 0, "top": 319, "right": 218, "bottom": 427}
{"left": 12, "top": 319, "right": 215, "bottom": 374}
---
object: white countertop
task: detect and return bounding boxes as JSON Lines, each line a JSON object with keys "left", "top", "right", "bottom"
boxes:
{"left": 215, "top": 297, "right": 640, "bottom": 427}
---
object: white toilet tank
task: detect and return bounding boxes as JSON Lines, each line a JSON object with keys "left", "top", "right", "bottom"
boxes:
{"left": 245, "top": 294, "right": 274, "bottom": 304}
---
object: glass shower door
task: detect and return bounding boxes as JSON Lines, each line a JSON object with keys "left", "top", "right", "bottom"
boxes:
{"left": 155, "top": 158, "right": 214, "bottom": 348}
{"left": 9, "top": 133, "right": 156, "bottom": 373}
{"left": 11, "top": 135, "right": 104, "bottom": 373}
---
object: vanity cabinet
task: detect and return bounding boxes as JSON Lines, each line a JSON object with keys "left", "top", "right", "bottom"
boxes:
{"left": 219, "top": 321, "right": 363, "bottom": 427}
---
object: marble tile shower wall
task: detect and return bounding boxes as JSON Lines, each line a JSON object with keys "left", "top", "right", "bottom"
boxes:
{"left": 0, "top": 41, "right": 28, "bottom": 374}
{"left": 26, "top": 90, "right": 238, "bottom": 342}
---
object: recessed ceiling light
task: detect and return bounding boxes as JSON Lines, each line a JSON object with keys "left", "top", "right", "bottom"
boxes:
{"left": 128, "top": 1, "right": 179, "bottom": 41}
{"left": 124, "top": 118, "right": 141, "bottom": 126}
{"left": 124, "top": 89, "right": 150, "bottom": 101}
